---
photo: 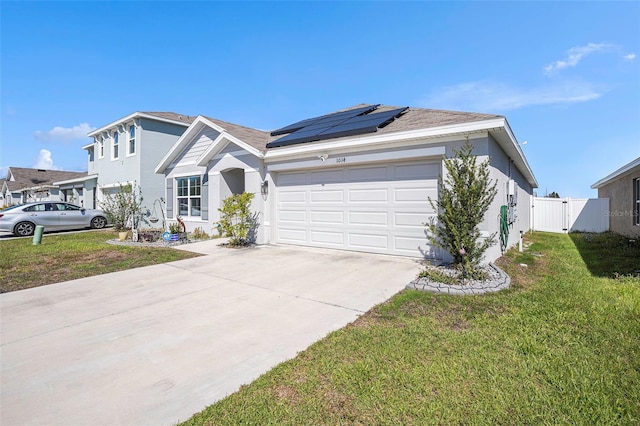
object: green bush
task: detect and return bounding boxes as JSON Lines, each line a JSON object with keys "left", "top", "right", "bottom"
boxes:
{"left": 100, "top": 183, "right": 144, "bottom": 231}
{"left": 427, "top": 140, "right": 497, "bottom": 277}
{"left": 218, "top": 192, "right": 256, "bottom": 246}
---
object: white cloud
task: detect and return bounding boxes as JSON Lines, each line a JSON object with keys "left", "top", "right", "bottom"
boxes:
{"left": 32, "top": 149, "right": 61, "bottom": 170}
{"left": 623, "top": 53, "right": 636, "bottom": 61}
{"left": 34, "top": 122, "right": 96, "bottom": 142}
{"left": 421, "top": 80, "right": 602, "bottom": 113}
{"left": 544, "top": 43, "right": 611, "bottom": 74}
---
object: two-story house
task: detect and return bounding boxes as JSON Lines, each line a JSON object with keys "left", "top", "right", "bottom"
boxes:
{"left": 75, "top": 112, "right": 194, "bottom": 215}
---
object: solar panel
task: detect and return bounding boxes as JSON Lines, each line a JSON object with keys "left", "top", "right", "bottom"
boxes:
{"left": 267, "top": 105, "right": 408, "bottom": 148}
{"left": 270, "top": 104, "right": 378, "bottom": 136}
{"left": 318, "top": 107, "right": 409, "bottom": 140}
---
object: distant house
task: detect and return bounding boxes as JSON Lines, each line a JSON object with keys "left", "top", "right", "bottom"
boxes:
{"left": 591, "top": 157, "right": 640, "bottom": 237}
{"left": 1, "top": 167, "right": 88, "bottom": 207}
{"left": 156, "top": 104, "right": 538, "bottom": 263}
{"left": 81, "top": 112, "right": 194, "bottom": 212}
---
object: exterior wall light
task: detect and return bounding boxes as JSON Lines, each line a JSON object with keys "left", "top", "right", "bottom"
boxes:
{"left": 261, "top": 180, "right": 269, "bottom": 196}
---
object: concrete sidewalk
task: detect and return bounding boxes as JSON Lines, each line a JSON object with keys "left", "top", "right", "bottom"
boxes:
{"left": 0, "top": 241, "right": 421, "bottom": 425}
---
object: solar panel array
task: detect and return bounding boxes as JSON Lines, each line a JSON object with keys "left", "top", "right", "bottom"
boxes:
{"left": 267, "top": 105, "right": 409, "bottom": 148}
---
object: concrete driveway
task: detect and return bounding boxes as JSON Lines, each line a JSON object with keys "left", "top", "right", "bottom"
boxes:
{"left": 0, "top": 241, "right": 420, "bottom": 425}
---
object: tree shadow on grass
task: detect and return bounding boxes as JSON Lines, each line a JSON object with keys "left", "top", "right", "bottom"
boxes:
{"left": 569, "top": 232, "right": 640, "bottom": 278}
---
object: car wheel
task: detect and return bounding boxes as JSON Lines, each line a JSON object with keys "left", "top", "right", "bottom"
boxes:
{"left": 14, "top": 221, "right": 36, "bottom": 236}
{"left": 91, "top": 216, "right": 107, "bottom": 229}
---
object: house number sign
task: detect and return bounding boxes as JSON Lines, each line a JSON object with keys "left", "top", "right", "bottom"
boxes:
{"left": 336, "top": 157, "right": 346, "bottom": 163}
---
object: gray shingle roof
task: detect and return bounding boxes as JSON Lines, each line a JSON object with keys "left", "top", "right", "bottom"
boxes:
{"left": 5, "top": 167, "right": 87, "bottom": 191}
{"left": 202, "top": 115, "right": 270, "bottom": 152}
{"left": 203, "top": 104, "right": 502, "bottom": 153}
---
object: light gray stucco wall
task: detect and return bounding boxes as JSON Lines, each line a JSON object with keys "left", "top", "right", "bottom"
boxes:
{"left": 485, "top": 135, "right": 533, "bottom": 262}
{"left": 598, "top": 165, "right": 640, "bottom": 237}
{"left": 139, "top": 119, "right": 190, "bottom": 212}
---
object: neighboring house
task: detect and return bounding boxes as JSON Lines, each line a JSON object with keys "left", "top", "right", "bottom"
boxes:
{"left": 0, "top": 179, "right": 5, "bottom": 206}
{"left": 1, "top": 167, "right": 87, "bottom": 207}
{"left": 591, "top": 156, "right": 640, "bottom": 237}
{"left": 82, "top": 112, "right": 195, "bottom": 213}
{"left": 156, "top": 104, "right": 537, "bottom": 263}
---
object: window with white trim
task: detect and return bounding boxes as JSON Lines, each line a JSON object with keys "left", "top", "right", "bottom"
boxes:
{"left": 176, "top": 176, "right": 201, "bottom": 217}
{"left": 98, "top": 139, "right": 104, "bottom": 158}
{"left": 128, "top": 125, "right": 136, "bottom": 155}
{"left": 634, "top": 178, "right": 639, "bottom": 226}
{"left": 112, "top": 131, "right": 119, "bottom": 159}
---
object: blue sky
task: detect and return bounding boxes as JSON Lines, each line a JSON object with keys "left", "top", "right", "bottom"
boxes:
{"left": 1, "top": 1, "right": 638, "bottom": 198}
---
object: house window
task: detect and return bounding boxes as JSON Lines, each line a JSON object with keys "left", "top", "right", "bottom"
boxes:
{"left": 634, "top": 178, "right": 639, "bottom": 226}
{"left": 128, "top": 125, "right": 136, "bottom": 155}
{"left": 112, "top": 132, "right": 119, "bottom": 159}
{"left": 98, "top": 139, "right": 104, "bottom": 158}
{"left": 176, "top": 176, "right": 201, "bottom": 217}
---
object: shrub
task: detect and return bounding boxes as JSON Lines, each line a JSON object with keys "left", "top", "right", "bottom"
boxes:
{"left": 168, "top": 222, "right": 182, "bottom": 234}
{"left": 218, "top": 192, "right": 256, "bottom": 246}
{"left": 100, "top": 183, "right": 144, "bottom": 231}
{"left": 427, "top": 140, "right": 497, "bottom": 277}
{"left": 191, "top": 227, "right": 210, "bottom": 240}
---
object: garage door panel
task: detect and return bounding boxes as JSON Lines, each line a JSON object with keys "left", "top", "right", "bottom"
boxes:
{"left": 394, "top": 235, "right": 433, "bottom": 255}
{"left": 278, "top": 172, "right": 308, "bottom": 186}
{"left": 311, "top": 169, "right": 344, "bottom": 184}
{"left": 394, "top": 187, "right": 436, "bottom": 202}
{"left": 349, "top": 233, "right": 388, "bottom": 250}
{"left": 310, "top": 211, "right": 343, "bottom": 224}
{"left": 348, "top": 188, "right": 388, "bottom": 203}
{"left": 279, "top": 190, "right": 307, "bottom": 203}
{"left": 310, "top": 230, "right": 344, "bottom": 245}
{"left": 394, "top": 162, "right": 440, "bottom": 179}
{"left": 349, "top": 211, "right": 388, "bottom": 226}
{"left": 278, "top": 228, "right": 307, "bottom": 243}
{"left": 395, "top": 212, "right": 430, "bottom": 227}
{"left": 276, "top": 161, "right": 440, "bottom": 258}
{"left": 279, "top": 210, "right": 307, "bottom": 223}
{"left": 347, "top": 166, "right": 388, "bottom": 181}
{"left": 310, "top": 190, "right": 343, "bottom": 202}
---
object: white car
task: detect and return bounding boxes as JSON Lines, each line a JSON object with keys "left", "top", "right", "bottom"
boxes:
{"left": 0, "top": 202, "right": 109, "bottom": 236}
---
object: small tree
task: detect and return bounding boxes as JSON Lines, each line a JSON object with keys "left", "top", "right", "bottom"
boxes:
{"left": 427, "top": 141, "right": 497, "bottom": 277}
{"left": 100, "top": 183, "right": 144, "bottom": 231}
{"left": 218, "top": 192, "right": 256, "bottom": 246}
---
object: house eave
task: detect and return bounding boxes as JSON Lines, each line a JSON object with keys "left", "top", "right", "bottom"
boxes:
{"left": 54, "top": 174, "right": 97, "bottom": 186}
{"left": 263, "top": 117, "right": 538, "bottom": 188}
{"left": 591, "top": 156, "right": 640, "bottom": 189}
{"left": 88, "top": 112, "right": 191, "bottom": 138}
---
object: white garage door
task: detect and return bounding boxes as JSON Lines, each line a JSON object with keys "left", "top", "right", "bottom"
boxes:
{"left": 275, "top": 161, "right": 440, "bottom": 258}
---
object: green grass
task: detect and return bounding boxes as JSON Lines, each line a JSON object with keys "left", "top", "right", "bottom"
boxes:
{"left": 183, "top": 232, "right": 640, "bottom": 425}
{"left": 0, "top": 230, "right": 200, "bottom": 293}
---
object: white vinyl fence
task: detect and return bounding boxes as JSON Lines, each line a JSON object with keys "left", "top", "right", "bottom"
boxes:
{"left": 531, "top": 197, "right": 609, "bottom": 233}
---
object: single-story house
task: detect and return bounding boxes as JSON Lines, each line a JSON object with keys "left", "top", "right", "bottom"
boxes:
{"left": 591, "top": 156, "right": 640, "bottom": 237}
{"left": 156, "top": 104, "right": 538, "bottom": 263}
{"left": 1, "top": 167, "right": 88, "bottom": 207}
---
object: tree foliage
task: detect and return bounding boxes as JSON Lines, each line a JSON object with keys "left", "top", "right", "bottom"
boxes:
{"left": 427, "top": 141, "right": 497, "bottom": 276}
{"left": 218, "top": 192, "right": 256, "bottom": 246}
{"left": 100, "top": 183, "right": 144, "bottom": 231}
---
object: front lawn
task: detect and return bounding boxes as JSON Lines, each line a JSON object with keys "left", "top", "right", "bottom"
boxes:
{"left": 0, "top": 230, "right": 200, "bottom": 293}
{"left": 183, "top": 232, "right": 640, "bottom": 425}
